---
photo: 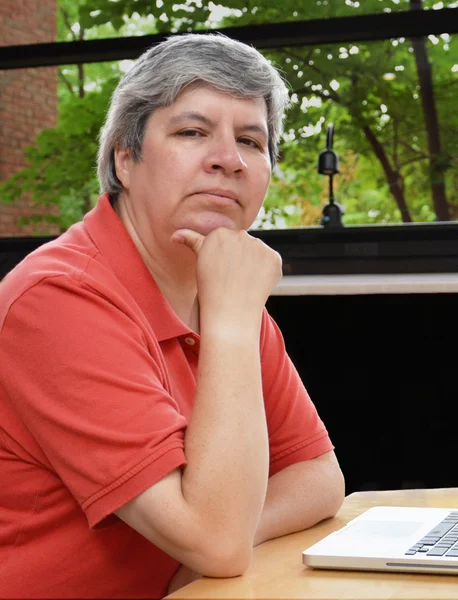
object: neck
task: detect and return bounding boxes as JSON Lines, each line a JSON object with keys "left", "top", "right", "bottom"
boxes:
{"left": 114, "top": 197, "right": 200, "bottom": 332}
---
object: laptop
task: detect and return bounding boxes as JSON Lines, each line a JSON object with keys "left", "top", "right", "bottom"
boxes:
{"left": 302, "top": 506, "right": 458, "bottom": 575}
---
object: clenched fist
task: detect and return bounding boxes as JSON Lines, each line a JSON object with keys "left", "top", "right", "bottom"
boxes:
{"left": 172, "top": 227, "right": 282, "bottom": 334}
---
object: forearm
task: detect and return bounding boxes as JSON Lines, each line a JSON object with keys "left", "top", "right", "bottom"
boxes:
{"left": 253, "top": 452, "right": 345, "bottom": 547}
{"left": 181, "top": 323, "right": 269, "bottom": 554}
{"left": 167, "top": 453, "right": 344, "bottom": 591}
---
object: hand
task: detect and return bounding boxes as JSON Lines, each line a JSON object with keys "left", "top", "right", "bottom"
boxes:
{"left": 171, "top": 227, "right": 282, "bottom": 329}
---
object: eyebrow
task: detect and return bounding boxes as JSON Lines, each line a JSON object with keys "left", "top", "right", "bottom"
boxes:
{"left": 169, "top": 111, "right": 268, "bottom": 140}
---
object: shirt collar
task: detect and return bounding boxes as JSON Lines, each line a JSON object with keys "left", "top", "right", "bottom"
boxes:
{"left": 83, "top": 193, "right": 191, "bottom": 342}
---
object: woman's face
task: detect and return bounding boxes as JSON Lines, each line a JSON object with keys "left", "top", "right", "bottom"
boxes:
{"left": 114, "top": 84, "right": 272, "bottom": 249}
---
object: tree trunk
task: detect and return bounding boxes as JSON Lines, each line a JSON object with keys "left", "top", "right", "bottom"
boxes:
{"left": 78, "top": 27, "right": 85, "bottom": 99}
{"left": 79, "top": 25, "right": 90, "bottom": 214}
{"left": 346, "top": 73, "right": 412, "bottom": 222}
{"left": 410, "top": 0, "right": 449, "bottom": 221}
{"left": 362, "top": 125, "right": 412, "bottom": 223}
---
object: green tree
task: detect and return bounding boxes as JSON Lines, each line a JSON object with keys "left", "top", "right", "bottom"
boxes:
{"left": 1, "top": 0, "right": 456, "bottom": 230}
{"left": 0, "top": 79, "right": 117, "bottom": 231}
{"left": 206, "top": 0, "right": 457, "bottom": 224}
{"left": 0, "top": 0, "right": 218, "bottom": 231}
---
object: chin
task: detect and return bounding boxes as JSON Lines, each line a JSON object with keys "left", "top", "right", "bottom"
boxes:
{"left": 197, "top": 223, "right": 238, "bottom": 236}
{"left": 185, "top": 213, "right": 239, "bottom": 237}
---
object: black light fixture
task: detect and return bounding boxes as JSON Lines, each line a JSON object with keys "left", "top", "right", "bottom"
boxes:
{"left": 318, "top": 123, "right": 344, "bottom": 227}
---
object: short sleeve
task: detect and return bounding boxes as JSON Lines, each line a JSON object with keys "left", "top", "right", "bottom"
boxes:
{"left": 0, "top": 275, "right": 187, "bottom": 528}
{"left": 260, "top": 309, "right": 334, "bottom": 477}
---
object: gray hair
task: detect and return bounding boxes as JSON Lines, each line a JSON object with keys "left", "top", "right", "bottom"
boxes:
{"left": 97, "top": 32, "right": 290, "bottom": 197}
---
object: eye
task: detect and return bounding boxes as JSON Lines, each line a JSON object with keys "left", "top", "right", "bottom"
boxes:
{"left": 178, "top": 129, "right": 204, "bottom": 138}
{"left": 238, "top": 137, "right": 262, "bottom": 150}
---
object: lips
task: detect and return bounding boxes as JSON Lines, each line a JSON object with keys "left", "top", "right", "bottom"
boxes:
{"left": 194, "top": 189, "right": 239, "bottom": 204}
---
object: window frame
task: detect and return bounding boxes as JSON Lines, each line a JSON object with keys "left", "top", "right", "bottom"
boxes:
{"left": 1, "top": 6, "right": 458, "bottom": 275}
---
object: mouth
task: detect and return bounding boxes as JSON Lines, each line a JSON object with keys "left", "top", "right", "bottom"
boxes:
{"left": 194, "top": 189, "right": 240, "bottom": 205}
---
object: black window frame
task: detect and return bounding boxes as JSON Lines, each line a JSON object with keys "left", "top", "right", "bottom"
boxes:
{"left": 1, "top": 6, "right": 458, "bottom": 276}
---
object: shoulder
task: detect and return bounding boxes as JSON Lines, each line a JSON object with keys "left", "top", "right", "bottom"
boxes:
{"left": 0, "top": 226, "right": 122, "bottom": 331}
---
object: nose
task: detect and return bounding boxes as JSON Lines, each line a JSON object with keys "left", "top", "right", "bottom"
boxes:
{"left": 203, "top": 134, "right": 247, "bottom": 175}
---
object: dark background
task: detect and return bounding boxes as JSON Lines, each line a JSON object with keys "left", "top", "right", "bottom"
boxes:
{"left": 267, "top": 292, "right": 457, "bottom": 495}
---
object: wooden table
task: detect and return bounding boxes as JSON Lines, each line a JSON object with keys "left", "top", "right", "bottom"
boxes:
{"left": 272, "top": 273, "right": 458, "bottom": 296}
{"left": 166, "top": 488, "right": 458, "bottom": 599}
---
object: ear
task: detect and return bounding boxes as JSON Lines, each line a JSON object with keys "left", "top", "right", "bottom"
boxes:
{"left": 114, "top": 146, "right": 133, "bottom": 190}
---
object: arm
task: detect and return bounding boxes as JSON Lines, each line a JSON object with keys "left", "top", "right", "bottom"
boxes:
{"left": 167, "top": 451, "right": 344, "bottom": 594}
{"left": 116, "top": 228, "right": 283, "bottom": 578}
{"left": 254, "top": 450, "right": 345, "bottom": 546}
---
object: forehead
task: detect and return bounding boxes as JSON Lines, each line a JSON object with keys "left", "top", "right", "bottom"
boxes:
{"left": 155, "top": 84, "right": 269, "bottom": 125}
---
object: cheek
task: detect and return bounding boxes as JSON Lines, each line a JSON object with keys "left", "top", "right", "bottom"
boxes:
{"left": 169, "top": 150, "right": 198, "bottom": 176}
{"left": 253, "top": 169, "right": 271, "bottom": 203}
{"left": 148, "top": 149, "right": 194, "bottom": 189}
{"left": 243, "top": 173, "right": 270, "bottom": 226}
{"left": 135, "top": 159, "right": 171, "bottom": 202}
{"left": 153, "top": 139, "right": 188, "bottom": 165}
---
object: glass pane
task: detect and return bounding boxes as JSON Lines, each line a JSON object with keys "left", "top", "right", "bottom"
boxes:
{"left": 53, "top": 0, "right": 457, "bottom": 43}
{"left": 3, "top": 1, "right": 456, "bottom": 48}
{"left": 255, "top": 33, "right": 458, "bottom": 228}
{"left": 0, "top": 65, "right": 60, "bottom": 236}
{"left": 0, "top": 60, "right": 122, "bottom": 236}
{"left": 1, "top": 33, "right": 457, "bottom": 236}
{"left": 204, "top": 0, "right": 458, "bottom": 28}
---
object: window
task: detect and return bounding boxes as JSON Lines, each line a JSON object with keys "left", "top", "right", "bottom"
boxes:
{"left": 1, "top": 0, "right": 457, "bottom": 238}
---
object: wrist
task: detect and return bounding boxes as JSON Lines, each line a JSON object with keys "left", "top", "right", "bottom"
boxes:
{"left": 200, "top": 314, "right": 262, "bottom": 345}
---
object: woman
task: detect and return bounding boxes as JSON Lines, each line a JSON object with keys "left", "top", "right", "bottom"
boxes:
{"left": 0, "top": 33, "right": 344, "bottom": 598}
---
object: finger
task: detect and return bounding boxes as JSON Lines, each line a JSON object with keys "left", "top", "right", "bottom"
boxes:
{"left": 171, "top": 229, "right": 206, "bottom": 255}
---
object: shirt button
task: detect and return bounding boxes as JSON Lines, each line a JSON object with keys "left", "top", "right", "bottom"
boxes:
{"left": 184, "top": 336, "right": 196, "bottom": 346}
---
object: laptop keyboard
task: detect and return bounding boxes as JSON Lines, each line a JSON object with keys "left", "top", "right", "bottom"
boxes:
{"left": 405, "top": 512, "right": 458, "bottom": 557}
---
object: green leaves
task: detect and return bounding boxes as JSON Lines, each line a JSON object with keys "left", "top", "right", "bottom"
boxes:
{"left": 0, "top": 78, "right": 118, "bottom": 231}
{"left": 2, "top": 0, "right": 456, "bottom": 232}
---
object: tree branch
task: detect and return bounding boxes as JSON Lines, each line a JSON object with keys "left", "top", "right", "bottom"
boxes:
{"left": 392, "top": 118, "right": 399, "bottom": 169}
{"left": 398, "top": 141, "right": 428, "bottom": 160}
{"left": 275, "top": 48, "right": 342, "bottom": 103}
{"left": 78, "top": 26, "right": 85, "bottom": 98}
{"left": 398, "top": 155, "right": 429, "bottom": 169}
{"left": 291, "top": 84, "right": 341, "bottom": 105}
{"left": 60, "top": 8, "right": 77, "bottom": 41}
{"left": 277, "top": 48, "right": 314, "bottom": 65}
{"left": 58, "top": 70, "right": 75, "bottom": 96}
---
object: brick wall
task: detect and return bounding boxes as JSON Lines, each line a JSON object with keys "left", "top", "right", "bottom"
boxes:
{"left": 0, "top": 0, "right": 58, "bottom": 236}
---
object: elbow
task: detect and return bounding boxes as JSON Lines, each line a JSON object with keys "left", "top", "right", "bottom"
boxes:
{"left": 326, "top": 469, "right": 346, "bottom": 518}
{"left": 197, "top": 537, "right": 253, "bottom": 578}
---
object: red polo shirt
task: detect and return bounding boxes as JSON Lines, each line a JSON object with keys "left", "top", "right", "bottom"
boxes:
{"left": 0, "top": 194, "right": 333, "bottom": 598}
